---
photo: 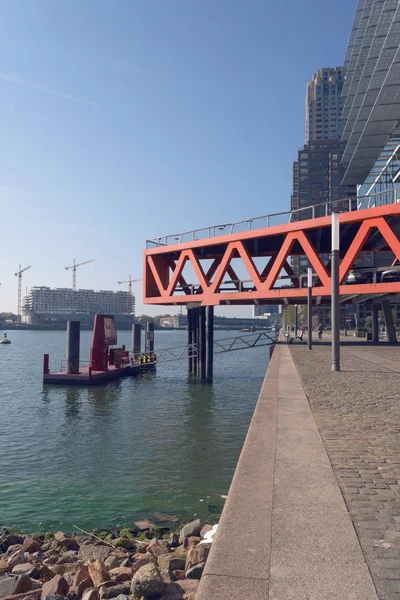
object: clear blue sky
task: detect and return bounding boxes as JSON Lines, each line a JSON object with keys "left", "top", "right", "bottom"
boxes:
{"left": 0, "top": 0, "right": 356, "bottom": 316}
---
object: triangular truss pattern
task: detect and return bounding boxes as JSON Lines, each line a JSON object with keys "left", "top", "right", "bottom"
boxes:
{"left": 144, "top": 207, "right": 400, "bottom": 305}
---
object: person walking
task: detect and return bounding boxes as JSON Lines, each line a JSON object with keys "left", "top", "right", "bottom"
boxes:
{"left": 317, "top": 323, "right": 323, "bottom": 341}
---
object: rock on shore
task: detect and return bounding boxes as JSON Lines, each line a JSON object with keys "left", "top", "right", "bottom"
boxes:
{"left": 0, "top": 520, "right": 215, "bottom": 600}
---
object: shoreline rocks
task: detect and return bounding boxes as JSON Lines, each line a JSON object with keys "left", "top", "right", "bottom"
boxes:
{"left": 0, "top": 519, "right": 216, "bottom": 600}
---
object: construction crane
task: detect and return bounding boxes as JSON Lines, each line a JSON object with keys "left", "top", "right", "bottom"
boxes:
{"left": 15, "top": 264, "right": 31, "bottom": 322}
{"left": 117, "top": 275, "right": 142, "bottom": 295}
{"left": 65, "top": 259, "right": 94, "bottom": 291}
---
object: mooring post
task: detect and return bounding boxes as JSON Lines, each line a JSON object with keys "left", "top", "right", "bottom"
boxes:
{"left": 132, "top": 323, "right": 142, "bottom": 359}
{"left": 206, "top": 306, "right": 214, "bottom": 382}
{"left": 199, "top": 307, "right": 206, "bottom": 379}
{"left": 193, "top": 308, "right": 198, "bottom": 376}
{"left": 43, "top": 354, "right": 50, "bottom": 375}
{"left": 188, "top": 308, "right": 194, "bottom": 374}
{"left": 145, "top": 322, "right": 155, "bottom": 353}
{"left": 66, "top": 320, "right": 80, "bottom": 374}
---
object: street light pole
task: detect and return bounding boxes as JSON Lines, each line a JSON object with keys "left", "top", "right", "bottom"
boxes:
{"left": 332, "top": 211, "right": 340, "bottom": 371}
{"left": 307, "top": 268, "right": 312, "bottom": 350}
{"left": 295, "top": 304, "right": 298, "bottom": 339}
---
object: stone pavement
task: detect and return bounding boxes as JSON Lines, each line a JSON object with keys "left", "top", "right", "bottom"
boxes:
{"left": 196, "top": 344, "right": 377, "bottom": 600}
{"left": 291, "top": 344, "right": 400, "bottom": 600}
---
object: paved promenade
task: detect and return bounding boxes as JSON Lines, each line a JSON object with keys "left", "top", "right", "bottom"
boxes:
{"left": 291, "top": 343, "right": 400, "bottom": 600}
{"left": 196, "top": 344, "right": 378, "bottom": 600}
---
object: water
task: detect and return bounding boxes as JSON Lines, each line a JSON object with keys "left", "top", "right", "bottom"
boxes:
{"left": 0, "top": 329, "right": 270, "bottom": 532}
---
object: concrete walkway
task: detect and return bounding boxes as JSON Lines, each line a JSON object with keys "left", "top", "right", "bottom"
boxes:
{"left": 196, "top": 345, "right": 377, "bottom": 599}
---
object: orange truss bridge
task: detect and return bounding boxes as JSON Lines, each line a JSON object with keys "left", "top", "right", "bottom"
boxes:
{"left": 144, "top": 198, "right": 400, "bottom": 308}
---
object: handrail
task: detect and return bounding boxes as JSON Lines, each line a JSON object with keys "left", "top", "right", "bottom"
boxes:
{"left": 146, "top": 189, "right": 397, "bottom": 248}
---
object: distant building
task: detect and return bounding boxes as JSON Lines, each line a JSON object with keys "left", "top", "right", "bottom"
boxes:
{"left": 253, "top": 305, "right": 280, "bottom": 319}
{"left": 306, "top": 67, "right": 344, "bottom": 143}
{"left": 23, "top": 287, "right": 134, "bottom": 328}
{"left": 160, "top": 315, "right": 187, "bottom": 328}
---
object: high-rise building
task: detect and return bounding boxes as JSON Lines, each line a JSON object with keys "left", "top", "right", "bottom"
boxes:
{"left": 306, "top": 68, "right": 345, "bottom": 143}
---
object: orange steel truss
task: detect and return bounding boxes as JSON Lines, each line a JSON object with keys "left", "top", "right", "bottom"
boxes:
{"left": 144, "top": 203, "right": 400, "bottom": 306}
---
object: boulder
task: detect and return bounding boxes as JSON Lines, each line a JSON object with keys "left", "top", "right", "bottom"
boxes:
{"left": 7, "top": 551, "right": 25, "bottom": 569}
{"left": 21, "top": 540, "right": 41, "bottom": 555}
{"left": 117, "top": 558, "right": 131, "bottom": 569}
{"left": 87, "top": 560, "right": 109, "bottom": 587}
{"left": 78, "top": 545, "right": 112, "bottom": 563}
{"left": 2, "top": 536, "right": 24, "bottom": 551}
{"left": 171, "top": 570, "right": 186, "bottom": 581}
{"left": 0, "top": 559, "right": 11, "bottom": 575}
{"left": 98, "top": 583, "right": 130, "bottom": 599}
{"left": 147, "top": 539, "right": 168, "bottom": 558}
{"left": 76, "top": 578, "right": 92, "bottom": 597}
{"left": 53, "top": 535, "right": 78, "bottom": 552}
{"left": 1, "top": 591, "right": 41, "bottom": 600}
{"left": 0, "top": 575, "right": 33, "bottom": 598}
{"left": 200, "top": 524, "right": 212, "bottom": 538}
{"left": 11, "top": 564, "right": 35, "bottom": 576}
{"left": 110, "top": 539, "right": 133, "bottom": 551}
{"left": 183, "top": 537, "right": 200, "bottom": 550}
{"left": 157, "top": 553, "right": 186, "bottom": 571}
{"left": 185, "top": 543, "right": 210, "bottom": 570}
{"left": 130, "top": 563, "right": 164, "bottom": 599}
{"left": 41, "top": 596, "right": 69, "bottom": 600}
{"left": 40, "top": 575, "right": 69, "bottom": 598}
{"left": 104, "top": 556, "right": 119, "bottom": 571}
{"left": 72, "top": 567, "right": 90, "bottom": 590}
{"left": 164, "top": 580, "right": 199, "bottom": 596}
{"left": 108, "top": 568, "right": 132, "bottom": 582}
{"left": 178, "top": 520, "right": 205, "bottom": 544}
{"left": 24, "top": 564, "right": 53, "bottom": 582}
{"left": 185, "top": 562, "right": 205, "bottom": 579}
{"left": 82, "top": 589, "right": 98, "bottom": 600}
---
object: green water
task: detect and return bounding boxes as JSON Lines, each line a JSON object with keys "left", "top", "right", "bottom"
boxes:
{"left": 0, "top": 329, "right": 269, "bottom": 532}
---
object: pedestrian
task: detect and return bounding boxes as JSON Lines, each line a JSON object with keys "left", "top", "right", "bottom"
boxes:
{"left": 317, "top": 323, "right": 323, "bottom": 341}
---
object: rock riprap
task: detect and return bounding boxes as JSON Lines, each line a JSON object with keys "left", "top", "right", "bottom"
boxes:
{"left": 0, "top": 518, "right": 215, "bottom": 600}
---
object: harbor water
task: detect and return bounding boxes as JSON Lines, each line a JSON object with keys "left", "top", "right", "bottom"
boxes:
{"left": 0, "top": 329, "right": 270, "bottom": 532}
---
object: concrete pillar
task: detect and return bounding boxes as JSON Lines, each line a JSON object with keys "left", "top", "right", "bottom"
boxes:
{"left": 382, "top": 301, "right": 397, "bottom": 344}
{"left": 132, "top": 323, "right": 142, "bottom": 356}
{"left": 206, "top": 306, "right": 214, "bottom": 382}
{"left": 372, "top": 305, "right": 379, "bottom": 343}
{"left": 145, "top": 322, "right": 155, "bottom": 353}
{"left": 66, "top": 320, "right": 80, "bottom": 374}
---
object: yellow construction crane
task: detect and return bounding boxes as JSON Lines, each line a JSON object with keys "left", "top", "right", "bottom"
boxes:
{"left": 117, "top": 275, "right": 142, "bottom": 295}
{"left": 15, "top": 264, "right": 31, "bottom": 322}
{"left": 65, "top": 259, "right": 94, "bottom": 290}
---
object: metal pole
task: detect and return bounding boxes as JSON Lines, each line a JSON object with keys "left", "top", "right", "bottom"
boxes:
{"left": 193, "top": 308, "right": 198, "bottom": 377}
{"left": 294, "top": 304, "right": 298, "bottom": 339}
{"left": 145, "top": 322, "right": 155, "bottom": 353}
{"left": 331, "top": 212, "right": 340, "bottom": 371}
{"left": 307, "top": 269, "right": 312, "bottom": 350}
{"left": 66, "top": 320, "right": 80, "bottom": 374}
{"left": 206, "top": 306, "right": 214, "bottom": 382}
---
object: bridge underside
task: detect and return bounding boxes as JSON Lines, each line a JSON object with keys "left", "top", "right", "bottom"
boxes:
{"left": 144, "top": 204, "right": 400, "bottom": 307}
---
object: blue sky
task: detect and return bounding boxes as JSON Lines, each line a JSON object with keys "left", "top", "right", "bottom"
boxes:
{"left": 0, "top": 0, "right": 356, "bottom": 316}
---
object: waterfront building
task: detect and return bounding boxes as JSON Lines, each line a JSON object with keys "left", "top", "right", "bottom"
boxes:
{"left": 160, "top": 315, "right": 188, "bottom": 328}
{"left": 23, "top": 286, "right": 135, "bottom": 328}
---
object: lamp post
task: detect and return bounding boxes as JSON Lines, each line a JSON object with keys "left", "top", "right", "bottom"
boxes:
{"left": 331, "top": 211, "right": 340, "bottom": 371}
{"left": 307, "top": 268, "right": 312, "bottom": 350}
{"left": 295, "top": 304, "right": 298, "bottom": 339}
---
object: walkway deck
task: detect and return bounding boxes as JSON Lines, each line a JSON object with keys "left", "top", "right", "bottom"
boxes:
{"left": 196, "top": 344, "right": 379, "bottom": 600}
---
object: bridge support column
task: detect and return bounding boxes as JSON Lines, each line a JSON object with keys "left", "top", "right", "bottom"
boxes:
{"left": 192, "top": 308, "right": 198, "bottom": 376}
{"left": 206, "top": 306, "right": 214, "bottom": 382}
{"left": 382, "top": 301, "right": 397, "bottom": 344}
{"left": 372, "top": 305, "right": 379, "bottom": 343}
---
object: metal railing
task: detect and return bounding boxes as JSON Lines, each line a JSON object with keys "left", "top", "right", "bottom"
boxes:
{"left": 213, "top": 331, "right": 275, "bottom": 353}
{"left": 146, "top": 189, "right": 398, "bottom": 248}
